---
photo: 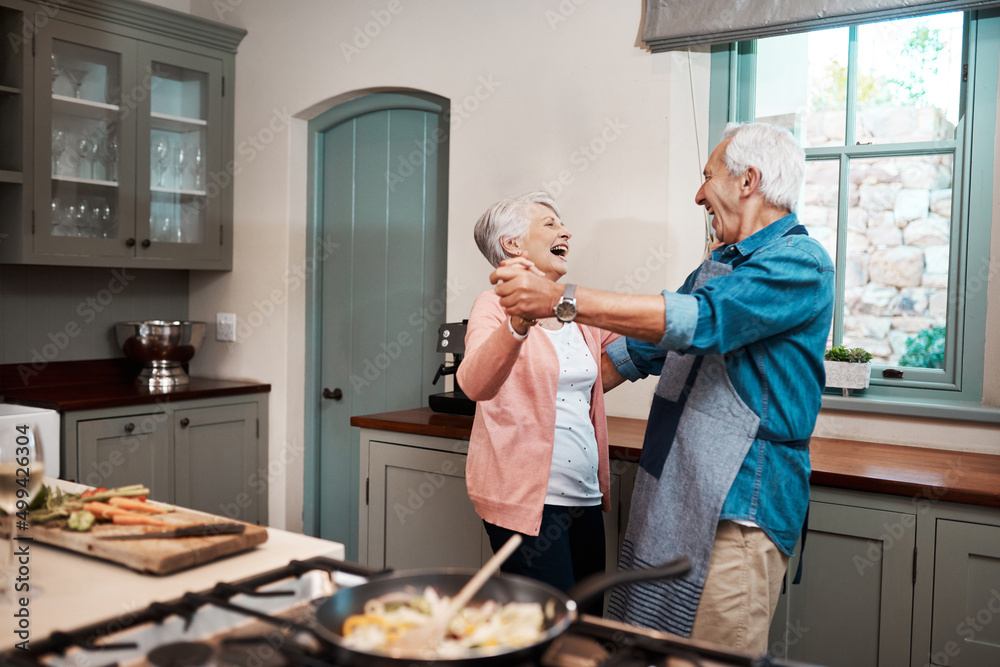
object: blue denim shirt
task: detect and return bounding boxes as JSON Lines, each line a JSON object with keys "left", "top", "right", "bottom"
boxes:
{"left": 606, "top": 213, "right": 835, "bottom": 554}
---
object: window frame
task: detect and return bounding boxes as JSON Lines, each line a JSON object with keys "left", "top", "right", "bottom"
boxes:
{"left": 708, "top": 10, "right": 998, "bottom": 417}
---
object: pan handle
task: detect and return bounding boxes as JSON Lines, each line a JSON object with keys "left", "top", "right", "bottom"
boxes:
{"left": 567, "top": 556, "right": 692, "bottom": 610}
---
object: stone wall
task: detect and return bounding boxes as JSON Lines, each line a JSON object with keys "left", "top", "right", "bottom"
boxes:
{"left": 797, "top": 106, "right": 953, "bottom": 365}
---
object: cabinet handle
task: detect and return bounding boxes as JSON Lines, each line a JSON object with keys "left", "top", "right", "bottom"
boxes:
{"left": 125, "top": 238, "right": 136, "bottom": 248}
{"left": 179, "top": 417, "right": 190, "bottom": 428}
{"left": 323, "top": 387, "right": 343, "bottom": 401}
{"left": 124, "top": 422, "right": 135, "bottom": 434}
{"left": 141, "top": 239, "right": 151, "bottom": 248}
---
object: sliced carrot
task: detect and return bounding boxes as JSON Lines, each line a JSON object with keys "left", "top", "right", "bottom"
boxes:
{"left": 110, "top": 513, "right": 173, "bottom": 527}
{"left": 107, "top": 497, "right": 170, "bottom": 513}
{"left": 83, "top": 501, "right": 135, "bottom": 520}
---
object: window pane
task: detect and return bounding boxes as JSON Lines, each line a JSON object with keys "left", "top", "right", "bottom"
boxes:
{"left": 799, "top": 159, "right": 841, "bottom": 350}
{"left": 843, "top": 155, "right": 952, "bottom": 367}
{"left": 856, "top": 13, "right": 963, "bottom": 144}
{"left": 755, "top": 28, "right": 848, "bottom": 147}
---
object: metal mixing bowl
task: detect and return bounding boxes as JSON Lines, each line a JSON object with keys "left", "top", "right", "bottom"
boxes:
{"left": 115, "top": 320, "right": 207, "bottom": 389}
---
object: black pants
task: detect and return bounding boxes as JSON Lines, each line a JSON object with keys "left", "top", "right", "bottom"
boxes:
{"left": 483, "top": 504, "right": 606, "bottom": 616}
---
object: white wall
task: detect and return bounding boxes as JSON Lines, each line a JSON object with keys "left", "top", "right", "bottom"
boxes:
{"left": 145, "top": 0, "right": 998, "bottom": 532}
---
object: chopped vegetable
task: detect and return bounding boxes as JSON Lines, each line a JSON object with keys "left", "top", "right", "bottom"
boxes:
{"left": 67, "top": 510, "right": 95, "bottom": 532}
{"left": 80, "top": 487, "right": 108, "bottom": 499}
{"left": 107, "top": 497, "right": 170, "bottom": 513}
{"left": 27, "top": 484, "right": 152, "bottom": 526}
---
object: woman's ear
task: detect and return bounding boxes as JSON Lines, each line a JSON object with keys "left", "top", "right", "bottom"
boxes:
{"left": 500, "top": 236, "right": 523, "bottom": 256}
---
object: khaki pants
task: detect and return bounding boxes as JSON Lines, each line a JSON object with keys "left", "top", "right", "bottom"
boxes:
{"left": 689, "top": 520, "right": 789, "bottom": 655}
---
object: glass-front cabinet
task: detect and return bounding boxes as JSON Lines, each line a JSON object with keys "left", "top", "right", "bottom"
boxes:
{"left": 33, "top": 23, "right": 224, "bottom": 266}
{"left": 0, "top": 0, "right": 242, "bottom": 270}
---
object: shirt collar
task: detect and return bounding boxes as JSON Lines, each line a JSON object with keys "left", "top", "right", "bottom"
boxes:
{"left": 711, "top": 212, "right": 799, "bottom": 261}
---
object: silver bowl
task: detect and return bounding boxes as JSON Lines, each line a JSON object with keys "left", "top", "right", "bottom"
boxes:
{"left": 115, "top": 320, "right": 207, "bottom": 389}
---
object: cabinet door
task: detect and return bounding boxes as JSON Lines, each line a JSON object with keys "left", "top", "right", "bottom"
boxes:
{"left": 33, "top": 21, "right": 137, "bottom": 260}
{"left": 173, "top": 402, "right": 259, "bottom": 523}
{"left": 77, "top": 413, "right": 171, "bottom": 501}
{"left": 134, "top": 42, "right": 224, "bottom": 265}
{"left": 368, "top": 441, "right": 490, "bottom": 570}
{"left": 930, "top": 520, "right": 1000, "bottom": 667}
{"left": 772, "top": 500, "right": 915, "bottom": 667}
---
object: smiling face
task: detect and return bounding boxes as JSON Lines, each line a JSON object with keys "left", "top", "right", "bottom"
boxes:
{"left": 502, "top": 203, "right": 571, "bottom": 282}
{"left": 695, "top": 138, "right": 744, "bottom": 245}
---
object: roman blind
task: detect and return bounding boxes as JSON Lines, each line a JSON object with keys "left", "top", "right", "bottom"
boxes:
{"left": 643, "top": 0, "right": 1000, "bottom": 51}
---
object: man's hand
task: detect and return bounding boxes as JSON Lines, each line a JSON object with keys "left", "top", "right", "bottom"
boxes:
{"left": 490, "top": 258, "right": 560, "bottom": 320}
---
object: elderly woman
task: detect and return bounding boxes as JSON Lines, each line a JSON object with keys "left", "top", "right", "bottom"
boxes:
{"left": 457, "top": 191, "right": 621, "bottom": 599}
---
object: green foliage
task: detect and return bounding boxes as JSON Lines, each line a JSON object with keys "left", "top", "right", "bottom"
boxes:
{"left": 825, "top": 345, "right": 873, "bottom": 363}
{"left": 898, "top": 326, "right": 946, "bottom": 369}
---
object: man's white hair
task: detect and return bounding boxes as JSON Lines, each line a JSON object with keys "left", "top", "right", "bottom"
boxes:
{"left": 473, "top": 190, "right": 560, "bottom": 268}
{"left": 721, "top": 123, "right": 805, "bottom": 212}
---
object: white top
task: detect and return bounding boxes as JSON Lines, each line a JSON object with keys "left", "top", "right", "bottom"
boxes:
{"left": 541, "top": 323, "right": 602, "bottom": 506}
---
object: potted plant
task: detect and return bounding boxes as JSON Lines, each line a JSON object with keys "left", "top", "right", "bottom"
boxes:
{"left": 824, "top": 345, "right": 873, "bottom": 396}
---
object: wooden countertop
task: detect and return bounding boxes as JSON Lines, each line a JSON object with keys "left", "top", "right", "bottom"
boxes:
{"left": 0, "top": 358, "right": 270, "bottom": 411}
{"left": 351, "top": 408, "right": 1000, "bottom": 509}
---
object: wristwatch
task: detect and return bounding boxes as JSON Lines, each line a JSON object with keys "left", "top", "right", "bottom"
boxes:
{"left": 554, "top": 284, "right": 578, "bottom": 323}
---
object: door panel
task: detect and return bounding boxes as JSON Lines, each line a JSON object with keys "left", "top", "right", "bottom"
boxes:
{"left": 312, "top": 93, "right": 449, "bottom": 559}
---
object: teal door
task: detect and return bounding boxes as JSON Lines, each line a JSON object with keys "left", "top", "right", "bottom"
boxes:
{"left": 305, "top": 93, "right": 449, "bottom": 559}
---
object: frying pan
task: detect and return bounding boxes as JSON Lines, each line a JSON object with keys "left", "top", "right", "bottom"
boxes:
{"left": 311, "top": 557, "right": 691, "bottom": 666}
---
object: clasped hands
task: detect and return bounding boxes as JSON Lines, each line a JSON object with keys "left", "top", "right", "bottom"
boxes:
{"left": 490, "top": 258, "right": 561, "bottom": 333}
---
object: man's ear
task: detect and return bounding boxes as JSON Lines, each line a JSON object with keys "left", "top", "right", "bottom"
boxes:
{"left": 741, "top": 166, "right": 762, "bottom": 197}
{"left": 500, "top": 236, "right": 523, "bottom": 256}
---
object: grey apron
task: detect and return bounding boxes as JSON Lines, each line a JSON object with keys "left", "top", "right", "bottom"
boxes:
{"left": 606, "top": 258, "right": 760, "bottom": 637}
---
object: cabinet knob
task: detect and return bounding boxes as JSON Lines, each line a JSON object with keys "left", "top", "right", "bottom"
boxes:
{"left": 125, "top": 238, "right": 136, "bottom": 248}
{"left": 179, "top": 417, "right": 190, "bottom": 428}
{"left": 323, "top": 387, "right": 343, "bottom": 401}
{"left": 124, "top": 422, "right": 135, "bottom": 434}
{"left": 141, "top": 239, "right": 151, "bottom": 248}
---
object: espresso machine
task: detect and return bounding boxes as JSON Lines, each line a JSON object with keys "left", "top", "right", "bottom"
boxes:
{"left": 428, "top": 320, "right": 476, "bottom": 416}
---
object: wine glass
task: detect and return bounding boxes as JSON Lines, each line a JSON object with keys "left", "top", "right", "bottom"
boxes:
{"left": 51, "top": 128, "right": 67, "bottom": 175}
{"left": 76, "top": 135, "right": 94, "bottom": 179}
{"left": 75, "top": 199, "right": 90, "bottom": 237}
{"left": 50, "top": 54, "right": 61, "bottom": 94}
{"left": 154, "top": 138, "right": 170, "bottom": 187}
{"left": 0, "top": 425, "right": 45, "bottom": 601}
{"left": 63, "top": 66, "right": 88, "bottom": 99}
{"left": 175, "top": 143, "right": 189, "bottom": 191}
{"left": 102, "top": 124, "right": 120, "bottom": 182}
{"left": 99, "top": 204, "right": 115, "bottom": 238}
{"left": 191, "top": 145, "right": 204, "bottom": 190}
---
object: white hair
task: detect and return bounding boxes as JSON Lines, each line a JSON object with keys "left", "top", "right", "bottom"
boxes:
{"left": 473, "top": 190, "right": 561, "bottom": 268}
{"left": 721, "top": 123, "right": 805, "bottom": 212}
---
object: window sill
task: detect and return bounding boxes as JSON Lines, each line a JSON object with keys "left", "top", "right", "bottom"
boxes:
{"left": 821, "top": 393, "right": 1000, "bottom": 424}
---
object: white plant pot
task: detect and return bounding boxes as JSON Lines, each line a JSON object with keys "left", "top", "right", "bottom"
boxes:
{"left": 824, "top": 361, "right": 872, "bottom": 394}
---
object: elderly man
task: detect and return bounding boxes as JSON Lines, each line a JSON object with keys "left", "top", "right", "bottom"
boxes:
{"left": 492, "top": 122, "right": 835, "bottom": 653}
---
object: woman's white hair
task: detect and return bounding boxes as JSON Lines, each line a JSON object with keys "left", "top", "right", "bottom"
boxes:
{"left": 721, "top": 123, "right": 805, "bottom": 212}
{"left": 473, "top": 190, "right": 561, "bottom": 268}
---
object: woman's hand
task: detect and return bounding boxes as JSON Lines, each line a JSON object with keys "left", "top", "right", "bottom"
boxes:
{"left": 508, "top": 314, "right": 537, "bottom": 335}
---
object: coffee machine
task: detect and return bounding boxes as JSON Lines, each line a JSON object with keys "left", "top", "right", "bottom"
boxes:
{"left": 428, "top": 320, "right": 475, "bottom": 416}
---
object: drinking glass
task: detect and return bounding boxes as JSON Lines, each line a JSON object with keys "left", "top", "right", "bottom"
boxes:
{"left": 63, "top": 66, "right": 88, "bottom": 99}
{"left": 175, "top": 143, "right": 189, "bottom": 191}
{"left": 100, "top": 204, "right": 115, "bottom": 239}
{"left": 102, "top": 124, "right": 119, "bottom": 182}
{"left": 51, "top": 129, "right": 67, "bottom": 176}
{"left": 0, "top": 426, "right": 45, "bottom": 601}
{"left": 76, "top": 135, "right": 94, "bottom": 180}
{"left": 154, "top": 138, "right": 170, "bottom": 188}
{"left": 75, "top": 199, "right": 90, "bottom": 237}
{"left": 191, "top": 145, "right": 204, "bottom": 190}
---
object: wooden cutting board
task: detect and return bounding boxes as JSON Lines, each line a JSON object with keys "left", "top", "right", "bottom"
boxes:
{"left": 27, "top": 508, "right": 268, "bottom": 574}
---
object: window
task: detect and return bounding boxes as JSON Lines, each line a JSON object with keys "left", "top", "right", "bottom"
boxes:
{"left": 709, "top": 10, "right": 998, "bottom": 409}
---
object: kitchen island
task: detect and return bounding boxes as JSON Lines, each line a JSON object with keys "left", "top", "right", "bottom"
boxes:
{"left": 0, "top": 480, "right": 345, "bottom": 653}
{"left": 353, "top": 408, "right": 1000, "bottom": 667}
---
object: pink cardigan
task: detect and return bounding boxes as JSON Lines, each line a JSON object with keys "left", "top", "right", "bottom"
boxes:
{"left": 457, "top": 290, "right": 620, "bottom": 536}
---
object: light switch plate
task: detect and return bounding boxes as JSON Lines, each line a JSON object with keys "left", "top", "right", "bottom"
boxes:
{"left": 216, "top": 313, "right": 237, "bottom": 342}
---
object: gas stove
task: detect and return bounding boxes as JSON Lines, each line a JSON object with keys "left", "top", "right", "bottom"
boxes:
{"left": 2, "top": 558, "right": 806, "bottom": 667}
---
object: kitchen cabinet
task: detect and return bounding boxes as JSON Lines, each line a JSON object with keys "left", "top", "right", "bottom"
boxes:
{"left": 0, "top": 0, "right": 244, "bottom": 270}
{"left": 358, "top": 427, "right": 636, "bottom": 578}
{"left": 0, "top": 0, "right": 31, "bottom": 249}
{"left": 64, "top": 392, "right": 268, "bottom": 524}
{"left": 769, "top": 486, "right": 1000, "bottom": 667}
{"left": 768, "top": 492, "right": 915, "bottom": 667}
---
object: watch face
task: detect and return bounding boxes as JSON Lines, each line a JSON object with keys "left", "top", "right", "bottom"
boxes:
{"left": 555, "top": 299, "right": 577, "bottom": 322}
